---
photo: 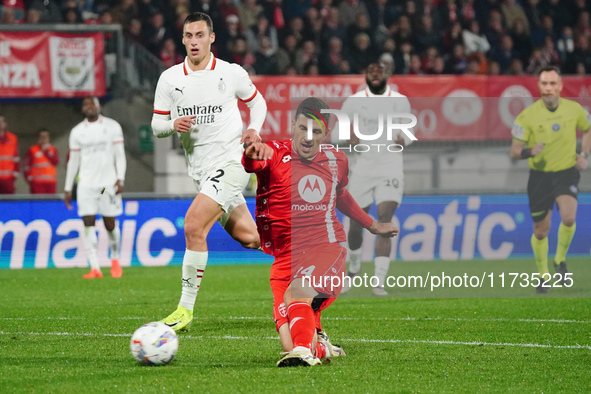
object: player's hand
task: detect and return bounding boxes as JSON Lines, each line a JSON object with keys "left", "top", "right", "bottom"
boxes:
{"left": 367, "top": 222, "right": 399, "bottom": 238}
{"left": 395, "top": 134, "right": 406, "bottom": 148}
{"left": 114, "top": 180, "right": 124, "bottom": 194}
{"left": 64, "top": 191, "right": 73, "bottom": 210}
{"left": 245, "top": 142, "right": 273, "bottom": 160}
{"left": 531, "top": 142, "right": 544, "bottom": 156}
{"left": 173, "top": 116, "right": 196, "bottom": 133}
{"left": 576, "top": 153, "right": 588, "bottom": 170}
{"left": 348, "top": 133, "right": 360, "bottom": 146}
{"left": 241, "top": 128, "right": 261, "bottom": 145}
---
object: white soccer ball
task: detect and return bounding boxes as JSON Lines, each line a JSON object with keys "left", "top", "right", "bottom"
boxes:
{"left": 130, "top": 322, "right": 178, "bottom": 365}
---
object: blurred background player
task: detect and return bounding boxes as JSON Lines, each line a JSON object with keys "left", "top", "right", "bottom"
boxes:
{"left": 64, "top": 96, "right": 127, "bottom": 279}
{"left": 510, "top": 66, "right": 591, "bottom": 294}
{"left": 340, "top": 62, "right": 414, "bottom": 296}
{"left": 151, "top": 12, "right": 267, "bottom": 331}
{"left": 243, "top": 97, "right": 398, "bottom": 367}
{"left": 0, "top": 115, "right": 20, "bottom": 194}
{"left": 24, "top": 128, "right": 59, "bottom": 194}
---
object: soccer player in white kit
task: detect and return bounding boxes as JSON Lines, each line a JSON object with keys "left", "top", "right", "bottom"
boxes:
{"left": 151, "top": 12, "right": 267, "bottom": 331}
{"left": 340, "top": 62, "right": 414, "bottom": 296}
{"left": 64, "top": 96, "right": 127, "bottom": 279}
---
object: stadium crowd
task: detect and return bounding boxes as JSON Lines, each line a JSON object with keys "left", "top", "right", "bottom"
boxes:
{"left": 1, "top": 0, "right": 590, "bottom": 75}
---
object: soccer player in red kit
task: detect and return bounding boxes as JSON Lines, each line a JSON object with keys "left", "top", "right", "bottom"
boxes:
{"left": 242, "top": 97, "right": 399, "bottom": 367}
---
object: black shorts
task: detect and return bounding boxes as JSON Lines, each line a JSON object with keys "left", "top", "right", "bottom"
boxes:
{"left": 527, "top": 167, "right": 580, "bottom": 222}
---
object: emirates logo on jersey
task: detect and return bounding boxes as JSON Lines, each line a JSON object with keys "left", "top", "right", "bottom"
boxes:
{"left": 298, "top": 175, "right": 326, "bottom": 203}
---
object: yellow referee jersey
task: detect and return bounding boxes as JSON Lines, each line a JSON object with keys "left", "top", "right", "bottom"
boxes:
{"left": 511, "top": 98, "right": 591, "bottom": 172}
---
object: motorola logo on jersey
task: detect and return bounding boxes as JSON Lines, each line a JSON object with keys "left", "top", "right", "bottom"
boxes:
{"left": 297, "top": 175, "right": 326, "bottom": 203}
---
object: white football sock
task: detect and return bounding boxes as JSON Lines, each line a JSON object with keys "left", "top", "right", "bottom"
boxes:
{"left": 374, "top": 256, "right": 391, "bottom": 288}
{"left": 348, "top": 248, "right": 362, "bottom": 275}
{"left": 83, "top": 226, "right": 100, "bottom": 271}
{"left": 179, "top": 249, "right": 208, "bottom": 311}
{"left": 107, "top": 223, "right": 120, "bottom": 260}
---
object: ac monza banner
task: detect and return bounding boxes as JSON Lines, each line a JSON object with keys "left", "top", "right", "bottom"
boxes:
{"left": 0, "top": 32, "right": 105, "bottom": 98}
{"left": 245, "top": 75, "right": 591, "bottom": 141}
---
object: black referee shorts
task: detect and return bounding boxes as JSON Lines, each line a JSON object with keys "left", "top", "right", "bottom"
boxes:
{"left": 527, "top": 166, "right": 580, "bottom": 223}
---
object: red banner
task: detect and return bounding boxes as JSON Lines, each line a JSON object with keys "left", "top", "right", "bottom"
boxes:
{"left": 0, "top": 32, "right": 105, "bottom": 98}
{"left": 245, "top": 75, "right": 591, "bottom": 141}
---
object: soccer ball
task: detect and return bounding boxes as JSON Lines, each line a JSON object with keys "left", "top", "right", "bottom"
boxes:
{"left": 130, "top": 322, "right": 178, "bottom": 365}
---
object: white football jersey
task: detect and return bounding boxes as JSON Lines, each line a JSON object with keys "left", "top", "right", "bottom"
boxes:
{"left": 68, "top": 115, "right": 125, "bottom": 188}
{"left": 153, "top": 55, "right": 258, "bottom": 179}
{"left": 340, "top": 86, "right": 413, "bottom": 173}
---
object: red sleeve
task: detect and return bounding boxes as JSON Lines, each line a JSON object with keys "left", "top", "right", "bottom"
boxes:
{"left": 337, "top": 188, "right": 374, "bottom": 228}
{"left": 242, "top": 154, "right": 268, "bottom": 173}
{"left": 44, "top": 146, "right": 59, "bottom": 166}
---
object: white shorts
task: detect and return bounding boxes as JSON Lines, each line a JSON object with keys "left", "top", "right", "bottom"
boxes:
{"left": 194, "top": 163, "right": 249, "bottom": 227}
{"left": 348, "top": 170, "right": 404, "bottom": 208}
{"left": 76, "top": 184, "right": 123, "bottom": 217}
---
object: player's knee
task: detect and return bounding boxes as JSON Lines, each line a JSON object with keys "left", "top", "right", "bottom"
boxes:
{"left": 562, "top": 217, "right": 575, "bottom": 227}
{"left": 239, "top": 233, "right": 260, "bottom": 249}
{"left": 184, "top": 220, "right": 207, "bottom": 246}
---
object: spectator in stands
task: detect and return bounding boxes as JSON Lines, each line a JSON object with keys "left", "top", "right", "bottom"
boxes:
{"left": 1, "top": 0, "right": 25, "bottom": 21}
{"left": 275, "top": 34, "right": 299, "bottom": 74}
{"left": 24, "top": 8, "right": 40, "bottom": 23}
{"left": 379, "top": 52, "right": 395, "bottom": 74}
{"left": 571, "top": 34, "right": 591, "bottom": 72}
{"left": 303, "top": 12, "right": 323, "bottom": 48}
{"left": 394, "top": 15, "right": 413, "bottom": 45}
{"left": 367, "top": 0, "right": 398, "bottom": 48}
{"left": 556, "top": 26, "right": 575, "bottom": 64}
{"left": 191, "top": 0, "right": 222, "bottom": 27}
{"left": 217, "top": 0, "right": 239, "bottom": 27}
{"left": 540, "top": 0, "right": 573, "bottom": 35}
{"left": 437, "top": 0, "right": 458, "bottom": 28}
{"left": 321, "top": 7, "right": 347, "bottom": 50}
{"left": 465, "top": 57, "right": 481, "bottom": 74}
{"left": 317, "top": 0, "right": 333, "bottom": 22}
{"left": 237, "top": 0, "right": 263, "bottom": 32}
{"left": 458, "top": 0, "right": 476, "bottom": 26}
{"left": 138, "top": 0, "right": 163, "bottom": 23}
{"left": 0, "top": 116, "right": 19, "bottom": 195}
{"left": 349, "top": 33, "right": 375, "bottom": 74}
{"left": 445, "top": 43, "right": 468, "bottom": 74}
{"left": 111, "top": 0, "right": 138, "bottom": 29}
{"left": 408, "top": 53, "right": 423, "bottom": 74}
{"left": 29, "top": 0, "right": 61, "bottom": 22}
{"left": 510, "top": 18, "right": 533, "bottom": 64}
{"left": 229, "top": 37, "right": 255, "bottom": 67}
{"left": 264, "top": 0, "right": 285, "bottom": 32}
{"left": 526, "top": 47, "right": 547, "bottom": 74}
{"left": 532, "top": 15, "right": 556, "bottom": 47}
{"left": 338, "top": 0, "right": 368, "bottom": 27}
{"left": 508, "top": 58, "right": 525, "bottom": 75}
{"left": 63, "top": 6, "right": 83, "bottom": 23}
{"left": 160, "top": 37, "right": 183, "bottom": 68}
{"left": 297, "top": 40, "right": 318, "bottom": 74}
{"left": 502, "top": 0, "right": 529, "bottom": 34}
{"left": 304, "top": 61, "right": 320, "bottom": 75}
{"left": 347, "top": 13, "right": 373, "bottom": 51}
{"left": 488, "top": 60, "right": 501, "bottom": 74}
{"left": 523, "top": 0, "right": 542, "bottom": 33}
{"left": 127, "top": 18, "right": 144, "bottom": 45}
{"left": 541, "top": 35, "right": 561, "bottom": 67}
{"left": 431, "top": 55, "right": 446, "bottom": 74}
{"left": 576, "top": 62, "right": 587, "bottom": 74}
{"left": 319, "top": 37, "right": 344, "bottom": 74}
{"left": 416, "top": 14, "right": 441, "bottom": 53}
{"left": 463, "top": 19, "right": 490, "bottom": 55}
{"left": 396, "top": 41, "right": 413, "bottom": 74}
{"left": 215, "top": 14, "right": 243, "bottom": 60}
{"left": 284, "top": 0, "right": 310, "bottom": 21}
{"left": 402, "top": 0, "right": 420, "bottom": 31}
{"left": 574, "top": 11, "right": 591, "bottom": 40}
{"left": 143, "top": 12, "right": 173, "bottom": 55}
{"left": 1, "top": 7, "right": 18, "bottom": 23}
{"left": 442, "top": 21, "right": 463, "bottom": 54}
{"left": 493, "top": 35, "right": 518, "bottom": 73}
{"left": 245, "top": 13, "right": 278, "bottom": 54}
{"left": 253, "top": 36, "right": 279, "bottom": 75}
{"left": 24, "top": 129, "right": 59, "bottom": 195}
{"left": 286, "top": 16, "right": 305, "bottom": 47}
{"left": 421, "top": 45, "right": 439, "bottom": 73}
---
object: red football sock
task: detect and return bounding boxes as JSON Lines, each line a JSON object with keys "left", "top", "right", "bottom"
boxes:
{"left": 287, "top": 302, "right": 316, "bottom": 350}
{"left": 315, "top": 342, "right": 327, "bottom": 359}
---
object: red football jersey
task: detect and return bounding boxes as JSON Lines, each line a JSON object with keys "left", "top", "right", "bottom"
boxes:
{"left": 242, "top": 140, "right": 373, "bottom": 257}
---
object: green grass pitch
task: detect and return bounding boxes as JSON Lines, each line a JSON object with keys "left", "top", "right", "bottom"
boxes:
{"left": 1, "top": 259, "right": 590, "bottom": 393}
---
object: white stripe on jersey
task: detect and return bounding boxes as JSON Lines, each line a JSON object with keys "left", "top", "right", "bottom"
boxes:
{"left": 323, "top": 150, "right": 339, "bottom": 243}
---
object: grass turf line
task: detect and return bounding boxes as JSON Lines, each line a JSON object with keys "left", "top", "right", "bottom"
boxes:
{"left": 1, "top": 260, "right": 590, "bottom": 393}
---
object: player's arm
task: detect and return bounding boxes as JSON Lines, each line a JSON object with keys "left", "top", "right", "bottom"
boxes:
{"left": 576, "top": 107, "right": 591, "bottom": 170}
{"left": 64, "top": 139, "right": 80, "bottom": 210}
{"left": 336, "top": 188, "right": 399, "bottom": 237}
{"left": 396, "top": 97, "right": 416, "bottom": 147}
{"left": 43, "top": 146, "right": 59, "bottom": 166}
{"left": 113, "top": 123, "right": 127, "bottom": 194}
{"left": 509, "top": 116, "right": 543, "bottom": 159}
{"left": 151, "top": 75, "right": 195, "bottom": 137}
{"left": 242, "top": 142, "right": 274, "bottom": 172}
{"left": 235, "top": 65, "right": 267, "bottom": 145}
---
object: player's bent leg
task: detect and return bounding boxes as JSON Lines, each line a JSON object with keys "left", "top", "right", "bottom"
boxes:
{"left": 184, "top": 193, "right": 225, "bottom": 251}
{"left": 277, "top": 280, "right": 321, "bottom": 367}
{"left": 224, "top": 203, "right": 260, "bottom": 249}
{"left": 373, "top": 201, "right": 398, "bottom": 296}
{"left": 81, "top": 215, "right": 102, "bottom": 278}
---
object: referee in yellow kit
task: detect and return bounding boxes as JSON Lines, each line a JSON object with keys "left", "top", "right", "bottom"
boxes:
{"left": 510, "top": 66, "right": 591, "bottom": 294}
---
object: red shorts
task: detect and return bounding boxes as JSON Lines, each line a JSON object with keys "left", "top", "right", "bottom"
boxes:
{"left": 269, "top": 243, "right": 346, "bottom": 331}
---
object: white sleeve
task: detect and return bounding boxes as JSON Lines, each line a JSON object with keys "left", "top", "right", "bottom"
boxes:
{"left": 64, "top": 130, "right": 80, "bottom": 192}
{"left": 152, "top": 72, "right": 175, "bottom": 137}
{"left": 112, "top": 123, "right": 127, "bottom": 183}
{"left": 398, "top": 97, "right": 415, "bottom": 146}
{"left": 64, "top": 149, "right": 80, "bottom": 192}
{"left": 245, "top": 91, "right": 267, "bottom": 133}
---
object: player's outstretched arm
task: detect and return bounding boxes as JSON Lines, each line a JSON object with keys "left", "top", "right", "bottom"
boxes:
{"left": 241, "top": 128, "right": 262, "bottom": 145}
{"left": 244, "top": 142, "right": 273, "bottom": 160}
{"left": 367, "top": 221, "right": 399, "bottom": 238}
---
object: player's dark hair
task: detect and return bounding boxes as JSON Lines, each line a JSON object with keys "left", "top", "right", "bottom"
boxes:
{"left": 538, "top": 66, "right": 561, "bottom": 77}
{"left": 184, "top": 12, "right": 214, "bottom": 33}
{"left": 37, "top": 128, "right": 49, "bottom": 136}
{"left": 296, "top": 97, "right": 331, "bottom": 125}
